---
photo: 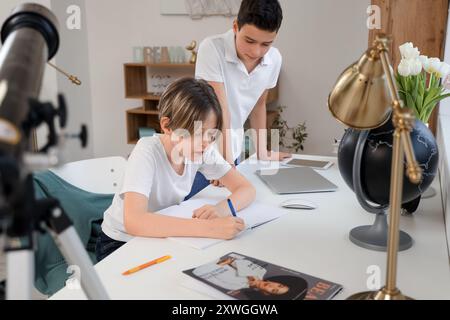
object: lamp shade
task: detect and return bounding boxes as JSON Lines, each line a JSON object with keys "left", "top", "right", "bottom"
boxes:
{"left": 328, "top": 50, "right": 392, "bottom": 130}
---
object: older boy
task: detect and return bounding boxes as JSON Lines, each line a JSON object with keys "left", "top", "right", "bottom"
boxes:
{"left": 186, "top": 0, "right": 290, "bottom": 199}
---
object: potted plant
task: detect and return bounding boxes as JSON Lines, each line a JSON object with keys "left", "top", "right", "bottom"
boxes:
{"left": 270, "top": 106, "right": 308, "bottom": 153}
{"left": 394, "top": 42, "right": 450, "bottom": 212}
{"left": 396, "top": 42, "right": 450, "bottom": 124}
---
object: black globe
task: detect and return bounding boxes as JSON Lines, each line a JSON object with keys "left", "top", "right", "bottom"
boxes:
{"left": 338, "top": 118, "right": 439, "bottom": 205}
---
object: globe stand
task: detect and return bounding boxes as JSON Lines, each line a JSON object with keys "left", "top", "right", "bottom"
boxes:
{"left": 350, "top": 130, "right": 413, "bottom": 252}
{"left": 349, "top": 212, "right": 413, "bottom": 252}
{"left": 421, "top": 187, "right": 437, "bottom": 199}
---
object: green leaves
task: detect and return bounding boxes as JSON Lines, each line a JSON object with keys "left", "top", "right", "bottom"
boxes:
{"left": 397, "top": 70, "right": 449, "bottom": 123}
{"left": 272, "top": 106, "right": 307, "bottom": 152}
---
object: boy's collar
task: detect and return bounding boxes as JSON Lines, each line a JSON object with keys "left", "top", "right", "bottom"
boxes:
{"left": 224, "top": 29, "right": 272, "bottom": 67}
{"left": 224, "top": 30, "right": 240, "bottom": 64}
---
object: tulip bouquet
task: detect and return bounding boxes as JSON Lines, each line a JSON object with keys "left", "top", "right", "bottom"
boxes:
{"left": 395, "top": 42, "right": 450, "bottom": 123}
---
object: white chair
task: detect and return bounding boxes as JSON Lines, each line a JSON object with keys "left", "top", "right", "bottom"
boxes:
{"left": 0, "top": 157, "right": 126, "bottom": 300}
{"left": 50, "top": 156, "right": 126, "bottom": 194}
{"left": 37, "top": 156, "right": 125, "bottom": 298}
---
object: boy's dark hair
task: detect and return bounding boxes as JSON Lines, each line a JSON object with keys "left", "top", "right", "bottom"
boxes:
{"left": 237, "top": 0, "right": 283, "bottom": 32}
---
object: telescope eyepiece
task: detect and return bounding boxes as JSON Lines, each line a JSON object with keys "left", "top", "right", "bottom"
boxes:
{"left": 0, "top": 3, "right": 59, "bottom": 60}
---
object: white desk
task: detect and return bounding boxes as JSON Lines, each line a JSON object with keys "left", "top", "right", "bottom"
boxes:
{"left": 51, "top": 155, "right": 450, "bottom": 300}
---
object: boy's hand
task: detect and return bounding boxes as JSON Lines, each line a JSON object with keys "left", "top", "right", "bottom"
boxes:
{"left": 193, "top": 205, "right": 227, "bottom": 220}
{"left": 207, "top": 217, "right": 246, "bottom": 240}
{"left": 258, "top": 151, "right": 292, "bottom": 161}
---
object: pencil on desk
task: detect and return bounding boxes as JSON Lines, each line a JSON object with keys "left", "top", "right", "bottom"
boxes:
{"left": 122, "top": 255, "right": 171, "bottom": 276}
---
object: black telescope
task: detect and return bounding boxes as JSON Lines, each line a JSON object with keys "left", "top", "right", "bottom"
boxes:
{"left": 0, "top": 4, "right": 108, "bottom": 300}
{"left": 0, "top": 3, "right": 59, "bottom": 160}
{"left": 0, "top": 3, "right": 59, "bottom": 202}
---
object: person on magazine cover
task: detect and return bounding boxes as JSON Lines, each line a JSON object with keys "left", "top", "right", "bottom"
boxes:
{"left": 192, "top": 255, "right": 307, "bottom": 300}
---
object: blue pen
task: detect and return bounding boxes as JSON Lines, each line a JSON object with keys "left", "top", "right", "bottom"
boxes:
{"left": 227, "top": 199, "right": 237, "bottom": 217}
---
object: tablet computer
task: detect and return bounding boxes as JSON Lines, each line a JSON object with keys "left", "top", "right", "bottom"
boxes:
{"left": 283, "top": 158, "right": 334, "bottom": 170}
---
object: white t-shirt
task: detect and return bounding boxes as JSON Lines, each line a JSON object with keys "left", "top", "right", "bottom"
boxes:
{"left": 101, "top": 136, "right": 232, "bottom": 242}
{"left": 195, "top": 29, "right": 282, "bottom": 160}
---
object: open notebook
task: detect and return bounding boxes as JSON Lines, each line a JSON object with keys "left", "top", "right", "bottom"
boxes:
{"left": 158, "top": 198, "right": 287, "bottom": 249}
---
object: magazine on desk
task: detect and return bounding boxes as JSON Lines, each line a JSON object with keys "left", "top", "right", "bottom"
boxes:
{"left": 183, "top": 252, "right": 343, "bottom": 300}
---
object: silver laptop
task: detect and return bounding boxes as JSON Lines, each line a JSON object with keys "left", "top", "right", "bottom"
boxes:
{"left": 255, "top": 167, "right": 338, "bottom": 194}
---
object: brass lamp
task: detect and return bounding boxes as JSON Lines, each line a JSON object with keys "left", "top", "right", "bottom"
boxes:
{"left": 328, "top": 35, "right": 422, "bottom": 300}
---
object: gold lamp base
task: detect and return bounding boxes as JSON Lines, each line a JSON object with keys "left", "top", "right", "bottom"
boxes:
{"left": 347, "top": 287, "right": 413, "bottom": 300}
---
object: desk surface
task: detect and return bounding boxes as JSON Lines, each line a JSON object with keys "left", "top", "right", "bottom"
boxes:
{"left": 52, "top": 155, "right": 450, "bottom": 300}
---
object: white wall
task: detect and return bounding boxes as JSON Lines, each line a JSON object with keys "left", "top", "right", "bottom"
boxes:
{"left": 440, "top": 5, "right": 450, "bottom": 117}
{"left": 85, "top": 0, "right": 235, "bottom": 158}
{"left": 276, "top": 0, "right": 369, "bottom": 155}
{"left": 84, "top": 0, "right": 369, "bottom": 158}
{"left": 433, "top": 5, "right": 450, "bottom": 256}
{"left": 0, "top": 0, "right": 58, "bottom": 150}
{"left": 51, "top": 0, "right": 94, "bottom": 162}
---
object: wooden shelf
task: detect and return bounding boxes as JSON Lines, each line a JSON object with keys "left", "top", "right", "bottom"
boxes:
{"left": 126, "top": 94, "right": 161, "bottom": 101}
{"left": 126, "top": 107, "right": 161, "bottom": 144}
{"left": 124, "top": 61, "right": 196, "bottom": 144}
{"left": 125, "top": 63, "right": 195, "bottom": 68}
{"left": 126, "top": 106, "right": 159, "bottom": 115}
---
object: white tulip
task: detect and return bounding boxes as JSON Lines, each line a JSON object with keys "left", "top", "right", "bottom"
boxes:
{"left": 410, "top": 59, "right": 423, "bottom": 75}
{"left": 399, "top": 42, "right": 420, "bottom": 59}
{"left": 398, "top": 59, "right": 412, "bottom": 76}
{"left": 427, "top": 57, "right": 442, "bottom": 74}
{"left": 438, "top": 62, "right": 450, "bottom": 79}
{"left": 399, "top": 42, "right": 413, "bottom": 57}
{"left": 398, "top": 58, "right": 422, "bottom": 77}
{"left": 419, "top": 55, "right": 429, "bottom": 70}
{"left": 407, "top": 47, "right": 420, "bottom": 59}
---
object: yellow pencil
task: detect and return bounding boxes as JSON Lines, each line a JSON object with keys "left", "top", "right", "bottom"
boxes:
{"left": 122, "top": 255, "right": 171, "bottom": 276}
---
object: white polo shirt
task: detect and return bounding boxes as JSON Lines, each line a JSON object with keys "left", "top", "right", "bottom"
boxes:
{"left": 195, "top": 29, "right": 282, "bottom": 160}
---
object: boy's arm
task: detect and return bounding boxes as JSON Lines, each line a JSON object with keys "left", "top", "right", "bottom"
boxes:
{"left": 249, "top": 90, "right": 291, "bottom": 161}
{"left": 208, "top": 81, "right": 235, "bottom": 166}
{"left": 218, "top": 168, "right": 256, "bottom": 213}
{"left": 193, "top": 169, "right": 256, "bottom": 219}
{"left": 123, "top": 192, "right": 245, "bottom": 239}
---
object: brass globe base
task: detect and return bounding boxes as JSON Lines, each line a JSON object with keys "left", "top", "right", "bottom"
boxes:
{"left": 347, "top": 288, "right": 413, "bottom": 300}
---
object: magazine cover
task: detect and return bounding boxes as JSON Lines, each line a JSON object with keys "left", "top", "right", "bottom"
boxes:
{"left": 183, "top": 252, "right": 343, "bottom": 300}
